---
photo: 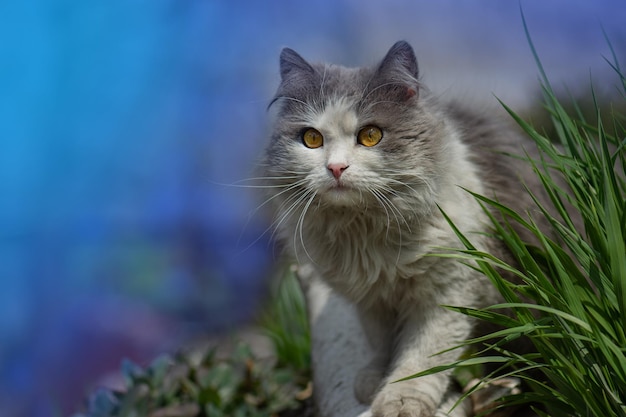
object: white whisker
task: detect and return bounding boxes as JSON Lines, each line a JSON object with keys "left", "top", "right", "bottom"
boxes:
{"left": 359, "top": 80, "right": 410, "bottom": 104}
{"left": 270, "top": 187, "right": 311, "bottom": 242}
{"left": 320, "top": 66, "right": 328, "bottom": 97}
{"left": 249, "top": 179, "right": 309, "bottom": 215}
{"left": 369, "top": 188, "right": 392, "bottom": 239}
{"left": 235, "top": 177, "right": 309, "bottom": 253}
{"left": 294, "top": 190, "right": 318, "bottom": 265}
{"left": 368, "top": 185, "right": 407, "bottom": 266}
{"left": 273, "top": 96, "right": 317, "bottom": 115}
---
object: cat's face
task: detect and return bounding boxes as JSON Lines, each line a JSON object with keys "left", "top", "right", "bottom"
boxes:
{"left": 264, "top": 41, "right": 445, "bottom": 214}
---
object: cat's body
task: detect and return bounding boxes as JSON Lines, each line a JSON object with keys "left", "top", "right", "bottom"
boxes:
{"left": 261, "top": 41, "right": 548, "bottom": 417}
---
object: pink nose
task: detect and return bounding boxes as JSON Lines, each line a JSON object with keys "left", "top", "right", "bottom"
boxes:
{"left": 328, "top": 163, "right": 348, "bottom": 179}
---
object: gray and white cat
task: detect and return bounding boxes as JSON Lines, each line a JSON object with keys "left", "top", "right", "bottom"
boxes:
{"left": 261, "top": 41, "right": 549, "bottom": 417}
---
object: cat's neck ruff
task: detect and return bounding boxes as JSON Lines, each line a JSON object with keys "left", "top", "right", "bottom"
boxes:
{"left": 282, "top": 132, "right": 488, "bottom": 309}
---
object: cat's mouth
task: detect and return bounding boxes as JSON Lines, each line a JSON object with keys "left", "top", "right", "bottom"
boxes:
{"left": 326, "top": 178, "right": 353, "bottom": 191}
{"left": 330, "top": 181, "right": 351, "bottom": 190}
{"left": 322, "top": 181, "right": 359, "bottom": 205}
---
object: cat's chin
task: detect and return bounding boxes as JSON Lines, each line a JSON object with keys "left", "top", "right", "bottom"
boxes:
{"left": 321, "top": 185, "right": 361, "bottom": 207}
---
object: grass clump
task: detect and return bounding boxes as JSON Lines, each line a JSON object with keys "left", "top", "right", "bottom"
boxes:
{"left": 260, "top": 265, "right": 311, "bottom": 376}
{"left": 413, "top": 33, "right": 626, "bottom": 417}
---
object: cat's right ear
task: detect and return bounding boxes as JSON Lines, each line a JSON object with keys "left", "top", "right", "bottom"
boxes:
{"left": 378, "top": 41, "right": 419, "bottom": 80}
{"left": 279, "top": 48, "right": 315, "bottom": 81}
{"left": 372, "top": 41, "right": 420, "bottom": 101}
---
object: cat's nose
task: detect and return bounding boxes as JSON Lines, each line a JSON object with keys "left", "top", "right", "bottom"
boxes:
{"left": 328, "top": 163, "right": 349, "bottom": 179}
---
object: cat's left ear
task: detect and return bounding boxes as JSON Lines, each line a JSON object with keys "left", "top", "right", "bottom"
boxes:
{"left": 375, "top": 41, "right": 419, "bottom": 100}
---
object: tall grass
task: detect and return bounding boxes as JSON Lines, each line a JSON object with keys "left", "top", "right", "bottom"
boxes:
{"left": 260, "top": 264, "right": 311, "bottom": 375}
{"left": 409, "top": 30, "right": 626, "bottom": 417}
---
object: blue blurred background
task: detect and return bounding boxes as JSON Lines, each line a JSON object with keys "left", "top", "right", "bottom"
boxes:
{"left": 0, "top": 1, "right": 624, "bottom": 416}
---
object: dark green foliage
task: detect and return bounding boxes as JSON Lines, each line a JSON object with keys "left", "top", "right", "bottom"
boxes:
{"left": 72, "top": 268, "right": 312, "bottom": 417}
{"left": 73, "top": 344, "right": 307, "bottom": 417}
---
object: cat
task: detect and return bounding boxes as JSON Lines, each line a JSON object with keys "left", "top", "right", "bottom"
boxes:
{"left": 260, "top": 41, "right": 552, "bottom": 417}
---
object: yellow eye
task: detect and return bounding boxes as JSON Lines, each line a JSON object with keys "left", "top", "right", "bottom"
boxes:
{"left": 302, "top": 128, "right": 323, "bottom": 148}
{"left": 357, "top": 125, "right": 383, "bottom": 147}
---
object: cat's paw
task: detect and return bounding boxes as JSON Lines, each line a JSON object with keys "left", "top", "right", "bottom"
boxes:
{"left": 354, "top": 366, "right": 385, "bottom": 404}
{"left": 370, "top": 387, "right": 438, "bottom": 417}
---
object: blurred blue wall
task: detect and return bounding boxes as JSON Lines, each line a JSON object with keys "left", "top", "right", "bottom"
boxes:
{"left": 0, "top": 1, "right": 623, "bottom": 416}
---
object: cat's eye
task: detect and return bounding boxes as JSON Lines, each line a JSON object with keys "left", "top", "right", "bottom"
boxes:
{"left": 357, "top": 125, "right": 383, "bottom": 147}
{"left": 302, "top": 128, "right": 323, "bottom": 149}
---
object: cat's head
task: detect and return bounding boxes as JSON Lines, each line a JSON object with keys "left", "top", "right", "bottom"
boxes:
{"left": 263, "top": 41, "right": 447, "bottom": 216}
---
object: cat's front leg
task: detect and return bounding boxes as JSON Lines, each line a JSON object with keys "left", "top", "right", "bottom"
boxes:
{"left": 370, "top": 307, "right": 472, "bottom": 417}
{"left": 354, "top": 305, "right": 393, "bottom": 404}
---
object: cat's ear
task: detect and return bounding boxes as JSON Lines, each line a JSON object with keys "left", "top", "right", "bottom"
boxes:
{"left": 374, "top": 41, "right": 419, "bottom": 100}
{"left": 279, "top": 48, "right": 315, "bottom": 81}
{"left": 378, "top": 41, "right": 419, "bottom": 80}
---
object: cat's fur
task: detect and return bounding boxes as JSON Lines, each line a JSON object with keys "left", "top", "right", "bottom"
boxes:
{"left": 261, "top": 41, "right": 550, "bottom": 417}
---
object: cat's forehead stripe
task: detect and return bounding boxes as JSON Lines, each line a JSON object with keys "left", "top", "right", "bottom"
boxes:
{"left": 312, "top": 97, "right": 358, "bottom": 135}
